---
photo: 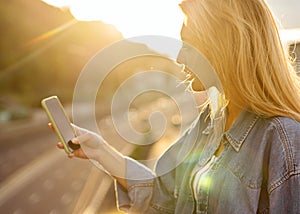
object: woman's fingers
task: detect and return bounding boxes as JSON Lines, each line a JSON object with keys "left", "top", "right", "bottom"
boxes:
{"left": 51, "top": 124, "right": 87, "bottom": 159}
{"left": 57, "top": 140, "right": 86, "bottom": 159}
{"left": 57, "top": 142, "right": 64, "bottom": 149}
{"left": 56, "top": 142, "right": 81, "bottom": 159}
{"left": 52, "top": 124, "right": 97, "bottom": 160}
{"left": 48, "top": 122, "right": 54, "bottom": 131}
{"left": 72, "top": 149, "right": 88, "bottom": 159}
{"left": 68, "top": 153, "right": 75, "bottom": 158}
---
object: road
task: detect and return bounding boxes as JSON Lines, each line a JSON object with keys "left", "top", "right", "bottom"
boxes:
{"left": 0, "top": 95, "right": 198, "bottom": 214}
{"left": 0, "top": 108, "right": 128, "bottom": 214}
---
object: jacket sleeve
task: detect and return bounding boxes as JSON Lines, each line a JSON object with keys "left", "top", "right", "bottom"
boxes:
{"left": 114, "top": 134, "right": 188, "bottom": 214}
{"left": 115, "top": 155, "right": 180, "bottom": 213}
{"left": 267, "top": 117, "right": 300, "bottom": 213}
{"left": 268, "top": 174, "right": 300, "bottom": 213}
{"left": 115, "top": 152, "right": 182, "bottom": 214}
{"left": 115, "top": 156, "right": 158, "bottom": 213}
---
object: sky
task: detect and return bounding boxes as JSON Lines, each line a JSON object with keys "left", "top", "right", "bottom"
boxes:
{"left": 41, "top": 0, "right": 300, "bottom": 46}
{"left": 42, "top": 0, "right": 184, "bottom": 39}
{"left": 266, "top": 0, "right": 300, "bottom": 29}
{"left": 41, "top": 0, "right": 300, "bottom": 37}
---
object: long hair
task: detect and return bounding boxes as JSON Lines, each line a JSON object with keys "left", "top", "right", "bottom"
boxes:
{"left": 179, "top": 0, "right": 300, "bottom": 121}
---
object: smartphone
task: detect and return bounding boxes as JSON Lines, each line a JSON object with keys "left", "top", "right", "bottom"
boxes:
{"left": 41, "top": 96, "right": 80, "bottom": 154}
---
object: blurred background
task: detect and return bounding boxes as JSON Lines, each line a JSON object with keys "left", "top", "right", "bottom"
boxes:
{"left": 0, "top": 0, "right": 299, "bottom": 213}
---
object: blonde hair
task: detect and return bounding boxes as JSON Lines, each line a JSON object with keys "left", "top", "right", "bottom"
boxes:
{"left": 179, "top": 0, "right": 300, "bottom": 121}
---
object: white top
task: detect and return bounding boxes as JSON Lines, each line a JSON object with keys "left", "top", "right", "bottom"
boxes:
{"left": 192, "top": 155, "right": 218, "bottom": 201}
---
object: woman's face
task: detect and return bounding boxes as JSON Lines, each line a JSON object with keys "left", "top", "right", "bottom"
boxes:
{"left": 180, "top": 19, "right": 198, "bottom": 49}
{"left": 177, "top": 20, "right": 206, "bottom": 91}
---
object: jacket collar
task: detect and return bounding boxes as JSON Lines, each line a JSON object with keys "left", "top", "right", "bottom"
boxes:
{"left": 225, "top": 109, "right": 259, "bottom": 152}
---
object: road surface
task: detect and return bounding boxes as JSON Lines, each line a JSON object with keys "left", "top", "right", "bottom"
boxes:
{"left": 0, "top": 108, "right": 127, "bottom": 214}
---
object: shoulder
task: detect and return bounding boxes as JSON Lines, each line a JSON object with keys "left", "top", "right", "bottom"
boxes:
{"left": 258, "top": 116, "right": 300, "bottom": 193}
{"left": 262, "top": 116, "right": 300, "bottom": 150}
{"left": 267, "top": 116, "right": 300, "bottom": 167}
{"left": 269, "top": 116, "right": 300, "bottom": 137}
{"left": 254, "top": 115, "right": 300, "bottom": 142}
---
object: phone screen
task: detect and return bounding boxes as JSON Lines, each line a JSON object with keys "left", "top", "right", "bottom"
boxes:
{"left": 42, "top": 96, "right": 76, "bottom": 153}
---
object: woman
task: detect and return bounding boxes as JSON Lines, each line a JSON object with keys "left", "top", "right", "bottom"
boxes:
{"left": 53, "top": 0, "right": 300, "bottom": 213}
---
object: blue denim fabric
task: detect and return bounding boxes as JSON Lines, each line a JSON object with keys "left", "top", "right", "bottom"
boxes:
{"left": 115, "top": 109, "right": 300, "bottom": 213}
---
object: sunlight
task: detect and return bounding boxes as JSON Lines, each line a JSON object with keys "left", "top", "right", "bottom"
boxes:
{"left": 42, "top": 0, "right": 71, "bottom": 8}
{"left": 40, "top": 0, "right": 300, "bottom": 61}
{"left": 279, "top": 28, "right": 300, "bottom": 45}
{"left": 23, "top": 19, "right": 77, "bottom": 47}
{"left": 42, "top": 0, "right": 184, "bottom": 39}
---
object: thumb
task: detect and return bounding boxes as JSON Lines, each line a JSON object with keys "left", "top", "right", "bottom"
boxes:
{"left": 72, "top": 131, "right": 91, "bottom": 145}
{"left": 71, "top": 123, "right": 88, "bottom": 136}
{"left": 68, "top": 140, "right": 81, "bottom": 150}
{"left": 73, "top": 130, "right": 105, "bottom": 149}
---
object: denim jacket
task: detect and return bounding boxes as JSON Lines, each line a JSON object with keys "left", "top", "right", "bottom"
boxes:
{"left": 115, "top": 109, "right": 300, "bottom": 213}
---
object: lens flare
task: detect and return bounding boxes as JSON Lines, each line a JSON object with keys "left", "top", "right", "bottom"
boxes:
{"left": 22, "top": 19, "right": 77, "bottom": 47}
{"left": 199, "top": 175, "right": 212, "bottom": 190}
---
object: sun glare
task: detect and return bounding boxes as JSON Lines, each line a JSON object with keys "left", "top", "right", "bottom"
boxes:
{"left": 280, "top": 28, "right": 300, "bottom": 45}
{"left": 42, "top": 0, "right": 71, "bottom": 8}
{"left": 42, "top": 0, "right": 184, "bottom": 39}
{"left": 41, "top": 0, "right": 300, "bottom": 59}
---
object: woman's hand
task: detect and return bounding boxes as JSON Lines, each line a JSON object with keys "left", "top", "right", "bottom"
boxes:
{"left": 48, "top": 122, "right": 127, "bottom": 187}
{"left": 48, "top": 123, "right": 106, "bottom": 161}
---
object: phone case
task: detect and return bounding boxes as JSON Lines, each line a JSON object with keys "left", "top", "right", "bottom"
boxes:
{"left": 41, "top": 96, "right": 75, "bottom": 154}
